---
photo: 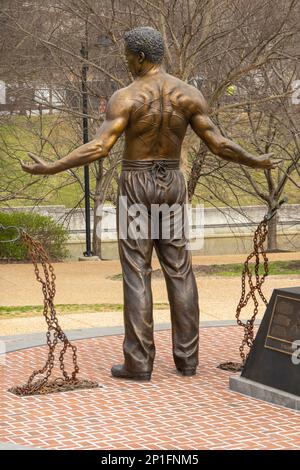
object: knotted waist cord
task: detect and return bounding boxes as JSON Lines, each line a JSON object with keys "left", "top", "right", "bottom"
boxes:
{"left": 122, "top": 159, "right": 180, "bottom": 176}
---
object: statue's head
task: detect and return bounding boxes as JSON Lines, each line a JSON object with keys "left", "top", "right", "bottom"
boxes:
{"left": 124, "top": 26, "right": 164, "bottom": 76}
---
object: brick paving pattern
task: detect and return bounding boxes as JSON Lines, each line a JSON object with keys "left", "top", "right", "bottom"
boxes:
{"left": 1, "top": 326, "right": 300, "bottom": 450}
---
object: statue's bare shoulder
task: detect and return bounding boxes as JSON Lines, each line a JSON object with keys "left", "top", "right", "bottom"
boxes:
{"left": 105, "top": 87, "right": 133, "bottom": 119}
{"left": 165, "top": 75, "right": 210, "bottom": 119}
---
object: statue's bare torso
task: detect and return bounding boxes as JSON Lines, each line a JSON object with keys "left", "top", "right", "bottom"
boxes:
{"left": 122, "top": 71, "right": 192, "bottom": 161}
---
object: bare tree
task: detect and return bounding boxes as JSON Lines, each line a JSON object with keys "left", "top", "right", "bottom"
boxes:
{"left": 192, "top": 59, "right": 300, "bottom": 251}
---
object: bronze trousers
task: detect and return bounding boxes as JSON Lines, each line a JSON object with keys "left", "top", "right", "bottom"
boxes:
{"left": 117, "top": 159, "right": 200, "bottom": 373}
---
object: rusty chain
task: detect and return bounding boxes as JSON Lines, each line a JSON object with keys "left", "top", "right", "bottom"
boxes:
{"left": 6, "top": 230, "right": 99, "bottom": 396}
{"left": 218, "top": 199, "right": 287, "bottom": 372}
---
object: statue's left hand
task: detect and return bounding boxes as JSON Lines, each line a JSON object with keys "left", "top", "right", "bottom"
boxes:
{"left": 20, "top": 152, "right": 53, "bottom": 175}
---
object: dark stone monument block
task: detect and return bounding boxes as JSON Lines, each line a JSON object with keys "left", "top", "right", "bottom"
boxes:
{"left": 230, "top": 286, "right": 300, "bottom": 408}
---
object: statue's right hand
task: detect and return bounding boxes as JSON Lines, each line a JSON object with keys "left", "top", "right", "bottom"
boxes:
{"left": 20, "top": 153, "right": 53, "bottom": 175}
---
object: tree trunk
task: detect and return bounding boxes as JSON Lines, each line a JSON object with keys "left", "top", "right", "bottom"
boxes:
{"left": 93, "top": 193, "right": 105, "bottom": 258}
{"left": 92, "top": 157, "right": 119, "bottom": 259}
{"left": 187, "top": 143, "right": 207, "bottom": 203}
{"left": 92, "top": 160, "right": 104, "bottom": 259}
{"left": 267, "top": 211, "right": 278, "bottom": 252}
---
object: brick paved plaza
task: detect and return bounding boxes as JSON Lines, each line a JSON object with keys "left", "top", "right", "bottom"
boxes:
{"left": 1, "top": 325, "right": 300, "bottom": 450}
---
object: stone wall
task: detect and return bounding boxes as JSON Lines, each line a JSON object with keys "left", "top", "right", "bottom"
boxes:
{"left": 1, "top": 204, "right": 299, "bottom": 259}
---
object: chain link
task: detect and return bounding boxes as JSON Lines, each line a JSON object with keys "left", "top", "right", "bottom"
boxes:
{"left": 8, "top": 230, "right": 99, "bottom": 396}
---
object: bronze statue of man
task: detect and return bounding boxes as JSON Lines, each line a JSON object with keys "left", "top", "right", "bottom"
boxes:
{"left": 21, "top": 26, "right": 280, "bottom": 381}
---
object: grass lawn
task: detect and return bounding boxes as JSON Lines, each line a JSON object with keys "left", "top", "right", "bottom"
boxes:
{"left": 0, "top": 302, "right": 170, "bottom": 319}
{"left": 108, "top": 260, "right": 300, "bottom": 281}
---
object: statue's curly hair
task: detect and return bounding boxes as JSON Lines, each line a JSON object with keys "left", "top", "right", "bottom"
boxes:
{"left": 124, "top": 27, "right": 164, "bottom": 64}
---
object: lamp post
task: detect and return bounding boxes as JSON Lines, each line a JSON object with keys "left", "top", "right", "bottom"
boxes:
{"left": 79, "top": 27, "right": 113, "bottom": 259}
{"left": 80, "top": 40, "right": 93, "bottom": 257}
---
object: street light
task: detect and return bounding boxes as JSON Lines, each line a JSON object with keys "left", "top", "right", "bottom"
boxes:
{"left": 80, "top": 27, "right": 113, "bottom": 258}
{"left": 80, "top": 41, "right": 92, "bottom": 257}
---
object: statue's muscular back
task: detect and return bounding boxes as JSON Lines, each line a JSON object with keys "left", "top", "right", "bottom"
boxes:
{"left": 122, "top": 71, "right": 194, "bottom": 161}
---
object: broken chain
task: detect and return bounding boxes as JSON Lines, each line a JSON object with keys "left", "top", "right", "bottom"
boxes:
{"left": 218, "top": 199, "right": 287, "bottom": 372}
{"left": 5, "top": 229, "right": 99, "bottom": 396}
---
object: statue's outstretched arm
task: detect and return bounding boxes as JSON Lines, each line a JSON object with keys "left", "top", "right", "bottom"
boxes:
{"left": 21, "top": 90, "right": 129, "bottom": 175}
{"left": 189, "top": 90, "right": 281, "bottom": 170}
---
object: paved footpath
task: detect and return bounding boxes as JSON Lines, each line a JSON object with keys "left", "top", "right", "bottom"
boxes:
{"left": 1, "top": 325, "right": 300, "bottom": 450}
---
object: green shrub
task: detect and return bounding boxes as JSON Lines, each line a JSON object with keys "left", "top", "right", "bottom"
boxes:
{"left": 0, "top": 211, "right": 69, "bottom": 261}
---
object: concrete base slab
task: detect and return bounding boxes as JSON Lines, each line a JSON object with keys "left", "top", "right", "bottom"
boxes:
{"left": 1, "top": 320, "right": 242, "bottom": 353}
{"left": 0, "top": 442, "right": 39, "bottom": 450}
{"left": 78, "top": 256, "right": 100, "bottom": 261}
{"left": 229, "top": 375, "right": 300, "bottom": 411}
